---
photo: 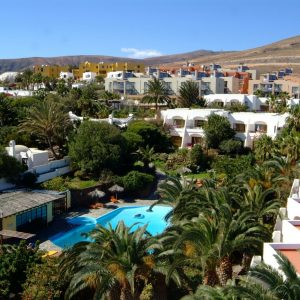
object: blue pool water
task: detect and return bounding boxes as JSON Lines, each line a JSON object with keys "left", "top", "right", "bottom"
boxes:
{"left": 50, "top": 206, "right": 171, "bottom": 248}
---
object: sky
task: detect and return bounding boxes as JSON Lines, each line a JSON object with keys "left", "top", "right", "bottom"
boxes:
{"left": 1, "top": 0, "right": 300, "bottom": 59}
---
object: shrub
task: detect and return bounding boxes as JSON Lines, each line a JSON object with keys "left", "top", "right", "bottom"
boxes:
{"left": 203, "top": 114, "right": 235, "bottom": 149}
{"left": 219, "top": 139, "right": 243, "bottom": 155}
{"left": 41, "top": 176, "right": 68, "bottom": 192}
{"left": 126, "top": 120, "right": 172, "bottom": 152}
{"left": 69, "top": 121, "right": 128, "bottom": 176}
{"left": 122, "top": 171, "right": 155, "bottom": 195}
{"left": 189, "top": 144, "right": 207, "bottom": 172}
{"left": 212, "top": 155, "right": 254, "bottom": 179}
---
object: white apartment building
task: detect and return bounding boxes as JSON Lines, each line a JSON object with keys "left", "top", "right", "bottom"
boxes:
{"left": 0, "top": 141, "right": 71, "bottom": 190}
{"left": 204, "top": 94, "right": 270, "bottom": 111}
{"left": 161, "top": 108, "right": 288, "bottom": 148}
{"left": 105, "top": 72, "right": 225, "bottom": 96}
{"left": 59, "top": 71, "right": 74, "bottom": 80}
{"left": 253, "top": 179, "right": 300, "bottom": 277}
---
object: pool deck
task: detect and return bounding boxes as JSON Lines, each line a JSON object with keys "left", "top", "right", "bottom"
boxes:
{"left": 39, "top": 199, "right": 156, "bottom": 252}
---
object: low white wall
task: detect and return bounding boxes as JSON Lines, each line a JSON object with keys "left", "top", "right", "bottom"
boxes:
{"left": 282, "top": 220, "right": 300, "bottom": 243}
{"left": 287, "top": 197, "right": 300, "bottom": 220}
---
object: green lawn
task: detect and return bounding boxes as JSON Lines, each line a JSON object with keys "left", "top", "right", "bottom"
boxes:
{"left": 66, "top": 178, "right": 98, "bottom": 189}
{"left": 185, "top": 172, "right": 211, "bottom": 179}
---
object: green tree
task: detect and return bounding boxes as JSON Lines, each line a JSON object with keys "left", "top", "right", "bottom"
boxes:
{"left": 142, "top": 78, "right": 171, "bottom": 113}
{"left": 69, "top": 121, "right": 127, "bottom": 176}
{"left": 19, "top": 101, "right": 72, "bottom": 159}
{"left": 287, "top": 104, "right": 300, "bottom": 131}
{"left": 219, "top": 139, "right": 243, "bottom": 156}
{"left": 229, "top": 253, "right": 300, "bottom": 300}
{"left": 20, "top": 69, "right": 33, "bottom": 90}
{"left": 0, "top": 94, "right": 17, "bottom": 126}
{"left": 0, "top": 242, "right": 41, "bottom": 298}
{"left": 0, "top": 146, "right": 26, "bottom": 182}
{"left": 60, "top": 222, "right": 168, "bottom": 300}
{"left": 254, "top": 134, "right": 277, "bottom": 162}
{"left": 177, "top": 80, "right": 200, "bottom": 108}
{"left": 22, "top": 257, "right": 65, "bottom": 300}
{"left": 127, "top": 120, "right": 172, "bottom": 153}
{"left": 203, "top": 114, "right": 235, "bottom": 149}
{"left": 122, "top": 170, "right": 155, "bottom": 195}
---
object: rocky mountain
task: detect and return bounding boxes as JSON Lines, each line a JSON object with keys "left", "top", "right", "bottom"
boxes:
{"left": 1, "top": 35, "right": 300, "bottom": 74}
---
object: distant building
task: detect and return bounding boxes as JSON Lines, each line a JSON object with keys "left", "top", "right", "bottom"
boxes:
{"left": 59, "top": 71, "right": 74, "bottom": 80}
{"left": 78, "top": 61, "right": 144, "bottom": 78}
{"left": 161, "top": 108, "right": 288, "bottom": 148}
{"left": 33, "top": 65, "right": 69, "bottom": 78}
{"left": 0, "top": 72, "right": 19, "bottom": 82}
{"left": 4, "top": 140, "right": 70, "bottom": 184}
{"left": 0, "top": 190, "right": 70, "bottom": 232}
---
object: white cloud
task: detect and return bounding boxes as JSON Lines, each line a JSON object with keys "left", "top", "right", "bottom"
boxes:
{"left": 121, "top": 48, "right": 162, "bottom": 59}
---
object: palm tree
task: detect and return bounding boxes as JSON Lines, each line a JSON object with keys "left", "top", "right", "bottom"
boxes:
{"left": 60, "top": 222, "right": 169, "bottom": 300}
{"left": 177, "top": 81, "right": 200, "bottom": 108}
{"left": 148, "top": 176, "right": 196, "bottom": 220}
{"left": 136, "top": 145, "right": 156, "bottom": 169}
{"left": 278, "top": 130, "right": 300, "bottom": 163}
{"left": 162, "top": 207, "right": 269, "bottom": 287}
{"left": 287, "top": 104, "right": 300, "bottom": 131}
{"left": 19, "top": 101, "right": 72, "bottom": 159}
{"left": 254, "top": 134, "right": 276, "bottom": 162}
{"left": 229, "top": 253, "right": 300, "bottom": 300}
{"left": 142, "top": 78, "right": 171, "bottom": 115}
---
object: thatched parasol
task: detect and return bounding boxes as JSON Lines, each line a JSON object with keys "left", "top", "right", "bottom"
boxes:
{"left": 108, "top": 184, "right": 124, "bottom": 200}
{"left": 88, "top": 189, "right": 105, "bottom": 199}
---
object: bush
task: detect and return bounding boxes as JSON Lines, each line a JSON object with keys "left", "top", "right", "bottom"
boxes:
{"left": 69, "top": 121, "right": 128, "bottom": 176}
{"left": 203, "top": 114, "right": 235, "bottom": 149}
{"left": 219, "top": 139, "right": 243, "bottom": 155}
{"left": 0, "top": 241, "right": 41, "bottom": 298}
{"left": 189, "top": 144, "right": 207, "bottom": 172}
{"left": 41, "top": 176, "right": 68, "bottom": 192}
{"left": 122, "top": 171, "right": 155, "bottom": 196}
{"left": 165, "top": 149, "right": 190, "bottom": 171}
{"left": 212, "top": 155, "right": 254, "bottom": 179}
{"left": 126, "top": 120, "right": 172, "bottom": 153}
{"left": 0, "top": 147, "right": 26, "bottom": 182}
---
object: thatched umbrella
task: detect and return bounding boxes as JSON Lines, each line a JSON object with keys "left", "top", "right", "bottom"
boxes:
{"left": 88, "top": 189, "right": 105, "bottom": 199}
{"left": 108, "top": 184, "right": 124, "bottom": 200}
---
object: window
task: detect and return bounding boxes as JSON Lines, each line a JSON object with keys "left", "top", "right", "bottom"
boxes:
{"left": 16, "top": 205, "right": 48, "bottom": 231}
{"left": 234, "top": 123, "right": 246, "bottom": 133}
{"left": 194, "top": 119, "right": 206, "bottom": 128}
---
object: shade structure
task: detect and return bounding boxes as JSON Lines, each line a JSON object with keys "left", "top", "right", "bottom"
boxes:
{"left": 88, "top": 189, "right": 105, "bottom": 199}
{"left": 108, "top": 184, "right": 124, "bottom": 193}
{"left": 177, "top": 166, "right": 192, "bottom": 174}
{"left": 108, "top": 184, "right": 124, "bottom": 201}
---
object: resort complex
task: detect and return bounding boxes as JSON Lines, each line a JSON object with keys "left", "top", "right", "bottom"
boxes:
{"left": 2, "top": 3, "right": 300, "bottom": 294}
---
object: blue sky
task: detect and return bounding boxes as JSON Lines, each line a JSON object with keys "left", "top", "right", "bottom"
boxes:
{"left": 1, "top": 0, "right": 300, "bottom": 59}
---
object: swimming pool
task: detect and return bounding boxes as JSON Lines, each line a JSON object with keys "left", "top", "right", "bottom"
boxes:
{"left": 50, "top": 206, "right": 171, "bottom": 248}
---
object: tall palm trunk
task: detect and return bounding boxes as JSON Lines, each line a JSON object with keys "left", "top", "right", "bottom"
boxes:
{"left": 238, "top": 252, "right": 253, "bottom": 275}
{"left": 217, "top": 255, "right": 233, "bottom": 286}
{"left": 203, "top": 269, "right": 219, "bottom": 286}
{"left": 47, "top": 136, "right": 59, "bottom": 159}
{"left": 120, "top": 281, "right": 134, "bottom": 300}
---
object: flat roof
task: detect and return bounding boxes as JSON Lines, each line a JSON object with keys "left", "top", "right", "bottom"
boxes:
{"left": 0, "top": 191, "right": 64, "bottom": 218}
